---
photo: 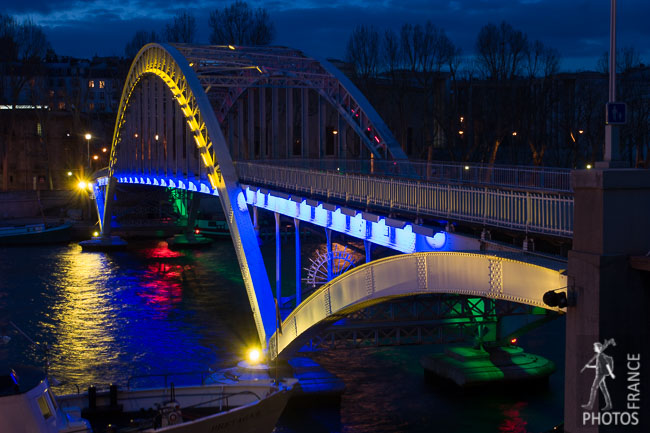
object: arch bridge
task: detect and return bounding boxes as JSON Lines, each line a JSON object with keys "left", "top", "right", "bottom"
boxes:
{"left": 98, "top": 43, "right": 567, "bottom": 359}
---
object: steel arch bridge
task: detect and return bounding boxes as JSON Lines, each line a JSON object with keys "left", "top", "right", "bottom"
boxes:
{"left": 102, "top": 43, "right": 566, "bottom": 356}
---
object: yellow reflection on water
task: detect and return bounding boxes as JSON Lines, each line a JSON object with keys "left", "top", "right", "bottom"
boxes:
{"left": 46, "top": 247, "right": 120, "bottom": 390}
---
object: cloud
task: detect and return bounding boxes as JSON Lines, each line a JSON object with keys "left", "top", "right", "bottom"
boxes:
{"left": 1, "top": 0, "right": 648, "bottom": 70}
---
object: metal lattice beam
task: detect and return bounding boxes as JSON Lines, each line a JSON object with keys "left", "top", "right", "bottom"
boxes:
{"left": 269, "top": 252, "right": 567, "bottom": 359}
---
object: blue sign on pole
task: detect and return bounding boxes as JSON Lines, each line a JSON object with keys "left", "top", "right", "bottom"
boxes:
{"left": 606, "top": 102, "right": 626, "bottom": 125}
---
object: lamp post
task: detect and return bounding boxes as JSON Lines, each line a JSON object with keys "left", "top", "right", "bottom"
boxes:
{"left": 84, "top": 133, "right": 92, "bottom": 169}
{"left": 603, "top": 0, "right": 617, "bottom": 166}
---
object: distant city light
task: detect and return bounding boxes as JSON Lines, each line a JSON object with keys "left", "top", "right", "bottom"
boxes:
{"left": 332, "top": 130, "right": 338, "bottom": 135}
{"left": 464, "top": 165, "right": 470, "bottom": 170}
{"left": 155, "top": 134, "right": 159, "bottom": 141}
{"left": 512, "top": 131, "right": 517, "bottom": 136}
{"left": 102, "top": 147, "right": 107, "bottom": 153}
{"left": 134, "top": 133, "right": 139, "bottom": 138}
{"left": 460, "top": 116, "right": 464, "bottom": 122}
{"left": 93, "top": 231, "right": 99, "bottom": 237}
{"left": 93, "top": 155, "right": 99, "bottom": 160}
{"left": 67, "top": 171, "right": 73, "bottom": 177}
{"left": 84, "top": 133, "right": 92, "bottom": 140}
{"left": 586, "top": 164, "right": 592, "bottom": 170}
{"left": 578, "top": 130, "right": 584, "bottom": 134}
{"left": 458, "top": 130, "right": 464, "bottom": 135}
{"left": 228, "top": 45, "right": 236, "bottom": 50}
{"left": 510, "top": 338, "right": 518, "bottom": 345}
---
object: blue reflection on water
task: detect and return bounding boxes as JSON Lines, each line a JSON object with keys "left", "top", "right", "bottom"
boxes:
{"left": 0, "top": 240, "right": 258, "bottom": 392}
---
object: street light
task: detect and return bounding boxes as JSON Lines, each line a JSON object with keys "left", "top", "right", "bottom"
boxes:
{"left": 84, "top": 133, "right": 92, "bottom": 168}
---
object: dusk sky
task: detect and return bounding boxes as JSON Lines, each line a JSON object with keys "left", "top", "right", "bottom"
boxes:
{"left": 3, "top": 0, "right": 650, "bottom": 72}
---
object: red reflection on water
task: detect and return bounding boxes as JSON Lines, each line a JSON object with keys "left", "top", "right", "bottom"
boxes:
{"left": 137, "top": 263, "right": 184, "bottom": 317}
{"left": 498, "top": 402, "right": 528, "bottom": 433}
{"left": 141, "top": 241, "right": 183, "bottom": 259}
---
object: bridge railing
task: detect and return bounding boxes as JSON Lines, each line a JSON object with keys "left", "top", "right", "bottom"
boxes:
{"left": 236, "top": 162, "right": 574, "bottom": 238}
{"left": 244, "top": 159, "right": 573, "bottom": 193}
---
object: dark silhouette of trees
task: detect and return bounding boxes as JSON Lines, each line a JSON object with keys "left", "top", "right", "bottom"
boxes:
{"left": 345, "top": 25, "right": 380, "bottom": 83}
{"left": 164, "top": 12, "right": 196, "bottom": 44}
{"left": 476, "top": 21, "right": 528, "bottom": 81}
{"left": 208, "top": 1, "right": 274, "bottom": 46}
{"left": 124, "top": 30, "right": 158, "bottom": 59}
{"left": 0, "top": 15, "right": 51, "bottom": 190}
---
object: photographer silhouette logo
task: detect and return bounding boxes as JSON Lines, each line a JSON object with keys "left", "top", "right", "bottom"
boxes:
{"left": 580, "top": 338, "right": 641, "bottom": 427}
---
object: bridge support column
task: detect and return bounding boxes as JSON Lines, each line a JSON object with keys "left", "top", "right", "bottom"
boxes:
{"left": 364, "top": 239, "right": 372, "bottom": 264}
{"left": 79, "top": 176, "right": 127, "bottom": 251}
{"left": 294, "top": 218, "right": 301, "bottom": 306}
{"left": 326, "top": 228, "right": 333, "bottom": 280}
{"left": 275, "top": 212, "right": 281, "bottom": 303}
{"left": 186, "top": 192, "right": 201, "bottom": 237}
{"left": 100, "top": 176, "right": 117, "bottom": 236}
{"left": 565, "top": 169, "right": 650, "bottom": 432}
{"left": 253, "top": 206, "right": 261, "bottom": 244}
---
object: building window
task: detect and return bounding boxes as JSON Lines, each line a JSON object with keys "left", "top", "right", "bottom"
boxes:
{"left": 99, "top": 80, "right": 105, "bottom": 89}
{"left": 89, "top": 102, "right": 95, "bottom": 111}
{"left": 88, "top": 80, "right": 95, "bottom": 88}
{"left": 36, "top": 122, "right": 42, "bottom": 137}
{"left": 58, "top": 101, "right": 65, "bottom": 110}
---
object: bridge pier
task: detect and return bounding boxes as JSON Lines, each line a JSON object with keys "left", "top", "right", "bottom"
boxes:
{"left": 294, "top": 218, "right": 302, "bottom": 306}
{"left": 565, "top": 169, "right": 650, "bottom": 432}
{"left": 364, "top": 239, "right": 372, "bottom": 264}
{"left": 275, "top": 212, "right": 281, "bottom": 303}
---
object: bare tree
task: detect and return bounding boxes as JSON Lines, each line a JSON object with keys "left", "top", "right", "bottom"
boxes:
{"left": 345, "top": 25, "right": 380, "bottom": 82}
{"left": 164, "top": 11, "right": 196, "bottom": 44}
{"left": 125, "top": 30, "right": 158, "bottom": 59}
{"left": 598, "top": 46, "right": 642, "bottom": 74}
{"left": 400, "top": 22, "right": 456, "bottom": 163}
{"left": 208, "top": 1, "right": 274, "bottom": 46}
{"left": 476, "top": 21, "right": 528, "bottom": 81}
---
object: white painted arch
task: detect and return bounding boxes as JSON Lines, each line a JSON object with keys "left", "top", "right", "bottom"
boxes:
{"left": 269, "top": 252, "right": 567, "bottom": 359}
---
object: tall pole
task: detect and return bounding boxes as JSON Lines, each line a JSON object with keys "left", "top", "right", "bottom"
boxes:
{"left": 604, "top": 0, "right": 616, "bottom": 165}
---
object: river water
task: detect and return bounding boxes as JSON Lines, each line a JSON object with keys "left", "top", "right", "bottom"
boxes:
{"left": 0, "top": 239, "right": 565, "bottom": 432}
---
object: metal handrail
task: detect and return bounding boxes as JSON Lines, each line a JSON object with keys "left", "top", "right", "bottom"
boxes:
{"left": 237, "top": 159, "right": 573, "bottom": 193}
{"left": 236, "top": 162, "right": 574, "bottom": 238}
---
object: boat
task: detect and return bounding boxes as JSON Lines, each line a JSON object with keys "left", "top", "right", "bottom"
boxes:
{"left": 195, "top": 219, "right": 230, "bottom": 239}
{"left": 0, "top": 222, "right": 72, "bottom": 245}
{"left": 421, "top": 344, "right": 555, "bottom": 387}
{"left": 1, "top": 362, "right": 296, "bottom": 433}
